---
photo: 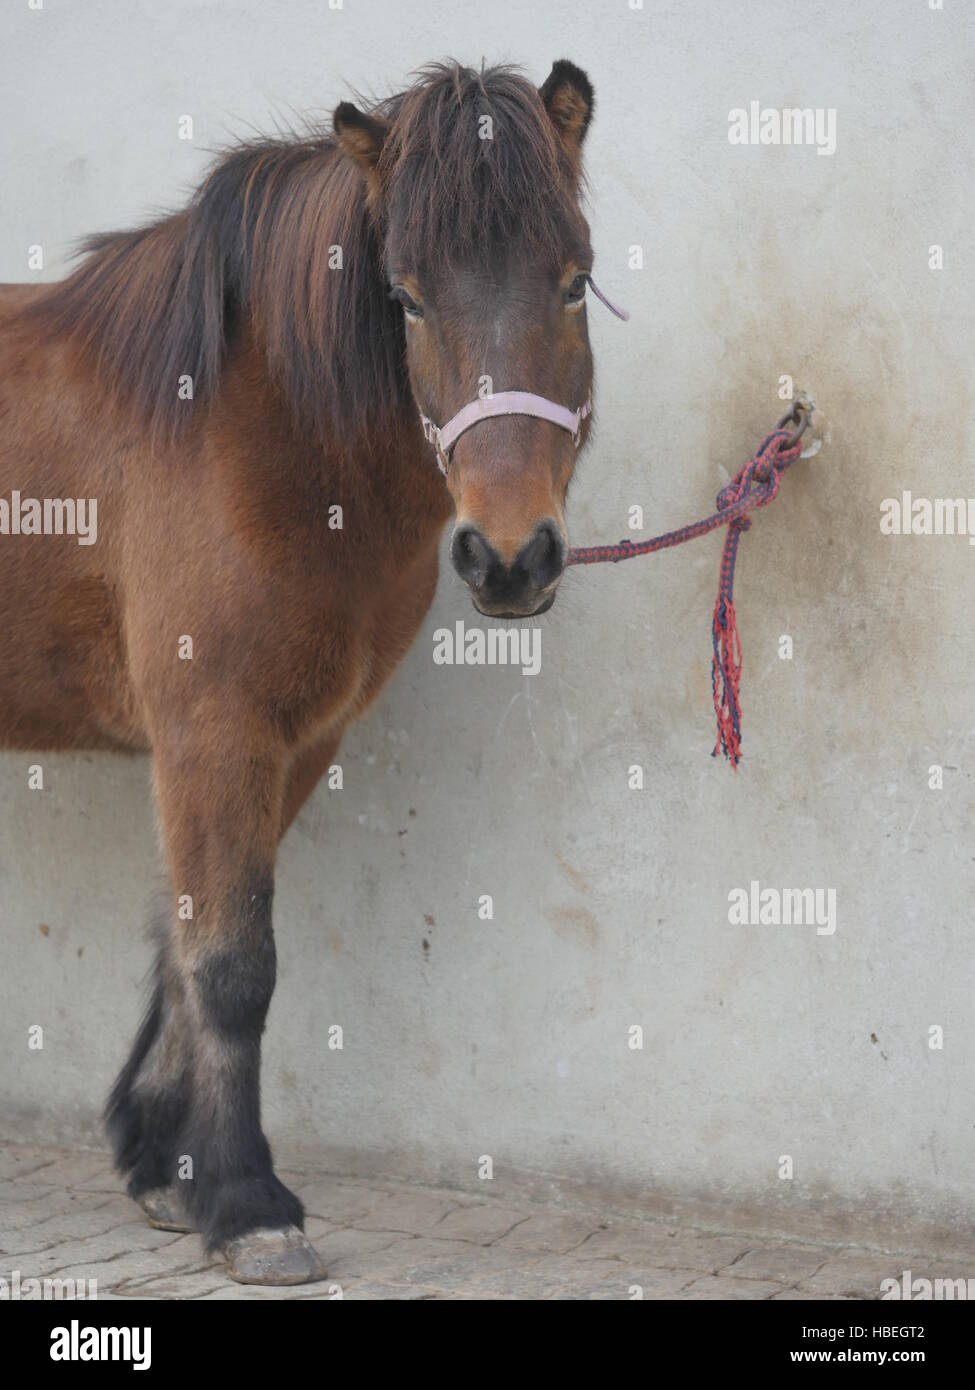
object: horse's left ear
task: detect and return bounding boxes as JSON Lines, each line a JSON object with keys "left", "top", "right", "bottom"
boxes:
{"left": 540, "top": 60, "right": 594, "bottom": 161}
{"left": 333, "top": 101, "right": 391, "bottom": 192}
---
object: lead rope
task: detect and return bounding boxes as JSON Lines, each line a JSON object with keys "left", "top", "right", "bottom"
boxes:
{"left": 567, "top": 402, "right": 812, "bottom": 769}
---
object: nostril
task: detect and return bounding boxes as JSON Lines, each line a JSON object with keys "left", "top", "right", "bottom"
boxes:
{"left": 521, "top": 520, "right": 565, "bottom": 589}
{"left": 451, "top": 525, "right": 493, "bottom": 588}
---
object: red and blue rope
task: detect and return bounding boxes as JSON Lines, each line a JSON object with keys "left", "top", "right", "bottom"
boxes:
{"left": 566, "top": 425, "right": 805, "bottom": 768}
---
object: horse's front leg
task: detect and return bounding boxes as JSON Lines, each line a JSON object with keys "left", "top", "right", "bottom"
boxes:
{"left": 148, "top": 719, "right": 324, "bottom": 1285}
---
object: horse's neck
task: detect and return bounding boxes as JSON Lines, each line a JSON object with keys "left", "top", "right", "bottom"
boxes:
{"left": 212, "top": 334, "right": 453, "bottom": 556}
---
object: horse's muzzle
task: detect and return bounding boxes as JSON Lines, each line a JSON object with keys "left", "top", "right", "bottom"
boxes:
{"left": 451, "top": 519, "right": 565, "bottom": 619}
{"left": 473, "top": 590, "right": 558, "bottom": 620}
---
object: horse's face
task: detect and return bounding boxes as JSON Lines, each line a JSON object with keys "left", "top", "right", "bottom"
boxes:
{"left": 390, "top": 252, "right": 593, "bottom": 618}
{"left": 335, "top": 61, "right": 596, "bottom": 618}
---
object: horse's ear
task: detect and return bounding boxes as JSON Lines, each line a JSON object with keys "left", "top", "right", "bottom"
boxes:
{"left": 540, "top": 60, "right": 594, "bottom": 162}
{"left": 333, "top": 101, "right": 390, "bottom": 189}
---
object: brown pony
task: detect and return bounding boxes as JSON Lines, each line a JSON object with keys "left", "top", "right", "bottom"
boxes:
{"left": 0, "top": 60, "right": 598, "bottom": 1284}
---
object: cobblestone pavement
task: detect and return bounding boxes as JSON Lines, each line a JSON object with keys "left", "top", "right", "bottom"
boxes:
{"left": 0, "top": 1143, "right": 965, "bottom": 1300}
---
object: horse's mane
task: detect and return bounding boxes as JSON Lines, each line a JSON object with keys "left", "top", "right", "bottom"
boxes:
{"left": 25, "top": 63, "right": 583, "bottom": 447}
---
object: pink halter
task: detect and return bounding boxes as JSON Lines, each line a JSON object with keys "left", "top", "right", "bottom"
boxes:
{"left": 418, "top": 276, "right": 628, "bottom": 475}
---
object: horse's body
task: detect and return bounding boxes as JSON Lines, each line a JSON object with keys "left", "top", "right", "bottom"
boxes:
{"left": 0, "top": 60, "right": 597, "bottom": 1283}
{"left": 0, "top": 283, "right": 449, "bottom": 768}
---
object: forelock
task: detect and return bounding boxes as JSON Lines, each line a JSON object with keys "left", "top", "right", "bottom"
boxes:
{"left": 378, "top": 63, "right": 588, "bottom": 274}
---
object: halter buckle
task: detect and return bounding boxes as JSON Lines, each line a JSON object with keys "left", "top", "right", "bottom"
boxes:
{"left": 419, "top": 414, "right": 450, "bottom": 474}
{"left": 572, "top": 394, "right": 593, "bottom": 449}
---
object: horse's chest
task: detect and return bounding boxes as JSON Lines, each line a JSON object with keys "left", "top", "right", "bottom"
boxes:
{"left": 358, "top": 542, "right": 442, "bottom": 703}
{"left": 297, "top": 535, "right": 443, "bottom": 742}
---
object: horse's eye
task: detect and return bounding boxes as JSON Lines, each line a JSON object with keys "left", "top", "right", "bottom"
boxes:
{"left": 565, "top": 273, "right": 588, "bottom": 308}
{"left": 390, "top": 286, "right": 423, "bottom": 321}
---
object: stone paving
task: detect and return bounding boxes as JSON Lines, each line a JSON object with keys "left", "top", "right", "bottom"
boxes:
{"left": 0, "top": 1143, "right": 966, "bottom": 1300}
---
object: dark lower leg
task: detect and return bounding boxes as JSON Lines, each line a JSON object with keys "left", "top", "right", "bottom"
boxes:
{"left": 106, "top": 931, "right": 193, "bottom": 1202}
{"left": 176, "top": 881, "right": 303, "bottom": 1248}
{"left": 147, "top": 734, "right": 307, "bottom": 1257}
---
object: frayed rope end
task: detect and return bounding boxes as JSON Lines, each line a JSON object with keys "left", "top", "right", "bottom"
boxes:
{"left": 712, "top": 594, "right": 743, "bottom": 769}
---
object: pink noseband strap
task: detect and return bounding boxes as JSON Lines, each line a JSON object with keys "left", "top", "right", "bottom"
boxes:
{"left": 418, "top": 274, "right": 627, "bottom": 474}
{"left": 419, "top": 391, "right": 591, "bottom": 475}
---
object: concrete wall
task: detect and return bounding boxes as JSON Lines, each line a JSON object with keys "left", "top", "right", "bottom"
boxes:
{"left": 2, "top": 0, "right": 973, "bottom": 1244}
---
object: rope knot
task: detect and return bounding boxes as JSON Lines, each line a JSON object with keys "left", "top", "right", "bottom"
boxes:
{"left": 756, "top": 430, "right": 797, "bottom": 482}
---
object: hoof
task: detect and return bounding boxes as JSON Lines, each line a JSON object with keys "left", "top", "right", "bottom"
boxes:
{"left": 138, "top": 1186, "right": 195, "bottom": 1233}
{"left": 224, "top": 1226, "right": 327, "bottom": 1286}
